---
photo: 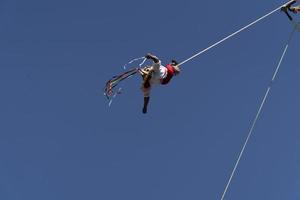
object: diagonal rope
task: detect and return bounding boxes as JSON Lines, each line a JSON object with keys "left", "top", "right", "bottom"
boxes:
{"left": 220, "top": 26, "right": 297, "bottom": 200}
{"left": 178, "top": 0, "right": 295, "bottom": 67}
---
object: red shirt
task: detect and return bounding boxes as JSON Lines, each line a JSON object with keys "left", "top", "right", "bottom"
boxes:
{"left": 160, "top": 64, "right": 175, "bottom": 85}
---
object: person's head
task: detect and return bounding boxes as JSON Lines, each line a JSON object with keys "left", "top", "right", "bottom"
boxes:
{"left": 171, "top": 60, "right": 181, "bottom": 75}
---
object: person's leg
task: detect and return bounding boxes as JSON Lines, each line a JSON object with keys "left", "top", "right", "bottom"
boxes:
{"left": 141, "top": 85, "right": 151, "bottom": 114}
{"left": 143, "top": 75, "right": 151, "bottom": 88}
{"left": 143, "top": 96, "right": 150, "bottom": 114}
{"left": 142, "top": 68, "right": 153, "bottom": 89}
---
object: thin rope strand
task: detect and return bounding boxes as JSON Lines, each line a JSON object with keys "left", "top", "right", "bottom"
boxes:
{"left": 220, "top": 27, "right": 296, "bottom": 200}
{"left": 291, "top": 20, "right": 300, "bottom": 32}
{"left": 178, "top": 0, "right": 295, "bottom": 66}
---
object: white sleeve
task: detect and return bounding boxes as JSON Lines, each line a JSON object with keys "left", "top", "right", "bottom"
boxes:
{"left": 152, "top": 60, "right": 161, "bottom": 72}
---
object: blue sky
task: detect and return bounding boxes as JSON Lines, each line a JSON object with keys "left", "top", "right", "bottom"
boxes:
{"left": 1, "top": 0, "right": 300, "bottom": 199}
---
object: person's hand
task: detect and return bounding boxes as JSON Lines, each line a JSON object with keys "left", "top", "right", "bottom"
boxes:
{"left": 171, "top": 59, "right": 178, "bottom": 65}
{"left": 291, "top": 7, "right": 298, "bottom": 13}
{"left": 145, "top": 53, "right": 153, "bottom": 59}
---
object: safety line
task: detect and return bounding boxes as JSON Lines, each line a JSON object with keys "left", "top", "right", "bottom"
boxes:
{"left": 220, "top": 25, "right": 297, "bottom": 200}
{"left": 178, "top": 0, "right": 295, "bottom": 66}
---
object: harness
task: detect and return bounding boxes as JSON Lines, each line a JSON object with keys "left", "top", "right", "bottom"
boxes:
{"left": 161, "top": 64, "right": 175, "bottom": 85}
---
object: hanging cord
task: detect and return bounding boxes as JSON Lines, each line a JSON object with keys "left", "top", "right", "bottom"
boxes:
{"left": 104, "top": 57, "right": 147, "bottom": 107}
{"left": 123, "top": 57, "right": 147, "bottom": 70}
{"left": 291, "top": 20, "right": 300, "bottom": 32}
{"left": 177, "top": 0, "right": 295, "bottom": 67}
{"left": 220, "top": 26, "right": 297, "bottom": 200}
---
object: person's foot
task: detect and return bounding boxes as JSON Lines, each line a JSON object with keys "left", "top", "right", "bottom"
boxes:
{"left": 142, "top": 106, "right": 147, "bottom": 114}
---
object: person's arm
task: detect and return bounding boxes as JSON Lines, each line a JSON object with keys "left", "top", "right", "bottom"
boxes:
{"left": 291, "top": 5, "right": 300, "bottom": 13}
{"left": 287, "top": 0, "right": 298, "bottom": 10}
{"left": 288, "top": 0, "right": 297, "bottom": 6}
{"left": 145, "top": 53, "right": 160, "bottom": 63}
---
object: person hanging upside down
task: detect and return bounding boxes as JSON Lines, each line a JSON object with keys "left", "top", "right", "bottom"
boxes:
{"left": 139, "top": 53, "right": 181, "bottom": 114}
{"left": 281, "top": 0, "right": 300, "bottom": 20}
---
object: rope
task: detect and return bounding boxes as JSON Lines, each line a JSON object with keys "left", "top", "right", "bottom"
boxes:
{"left": 291, "top": 20, "right": 300, "bottom": 32}
{"left": 178, "top": 0, "right": 296, "bottom": 67}
{"left": 220, "top": 26, "right": 297, "bottom": 200}
{"left": 123, "top": 57, "right": 147, "bottom": 70}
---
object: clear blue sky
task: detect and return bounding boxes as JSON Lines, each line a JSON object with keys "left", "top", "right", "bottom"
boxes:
{"left": 1, "top": 0, "right": 300, "bottom": 199}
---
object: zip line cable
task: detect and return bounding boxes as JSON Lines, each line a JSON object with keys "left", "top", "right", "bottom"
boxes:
{"left": 178, "top": 0, "right": 295, "bottom": 66}
{"left": 220, "top": 24, "right": 297, "bottom": 200}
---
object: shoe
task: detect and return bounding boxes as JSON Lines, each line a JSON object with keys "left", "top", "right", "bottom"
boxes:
{"left": 142, "top": 106, "right": 147, "bottom": 114}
